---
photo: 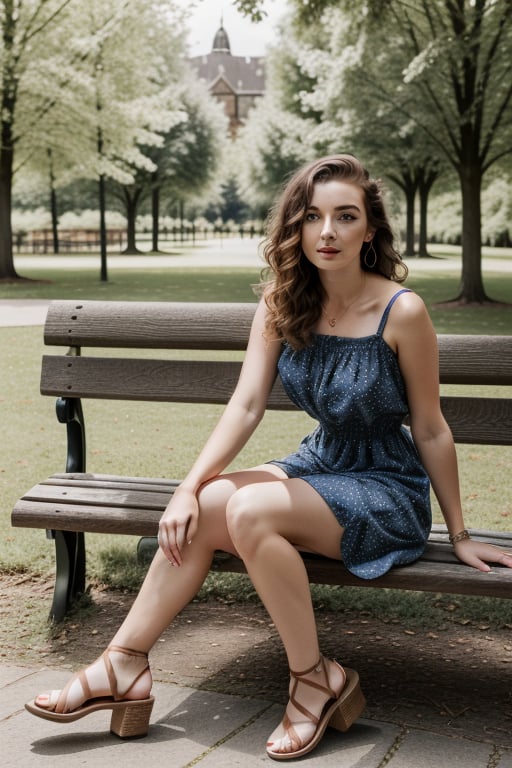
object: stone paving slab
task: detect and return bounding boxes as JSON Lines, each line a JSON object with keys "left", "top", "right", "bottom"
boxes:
{"left": 385, "top": 728, "right": 495, "bottom": 767}
{"left": 3, "top": 662, "right": 508, "bottom": 768}
{"left": 196, "top": 707, "right": 401, "bottom": 768}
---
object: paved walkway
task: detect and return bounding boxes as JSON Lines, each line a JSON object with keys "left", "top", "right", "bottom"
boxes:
{"left": 3, "top": 662, "right": 511, "bottom": 768}
{"left": 2, "top": 242, "right": 511, "bottom": 766}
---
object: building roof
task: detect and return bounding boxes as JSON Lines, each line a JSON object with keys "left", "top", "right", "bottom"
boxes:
{"left": 190, "top": 23, "right": 265, "bottom": 95}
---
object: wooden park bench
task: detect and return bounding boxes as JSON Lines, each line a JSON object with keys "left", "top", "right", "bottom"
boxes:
{"left": 11, "top": 300, "right": 512, "bottom": 620}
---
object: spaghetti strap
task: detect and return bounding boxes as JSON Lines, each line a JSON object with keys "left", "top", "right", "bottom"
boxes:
{"left": 376, "top": 289, "right": 412, "bottom": 337}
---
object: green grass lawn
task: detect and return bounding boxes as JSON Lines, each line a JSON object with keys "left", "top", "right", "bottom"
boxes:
{"left": 1, "top": 255, "right": 511, "bottom": 626}
{"left": 0, "top": 266, "right": 263, "bottom": 302}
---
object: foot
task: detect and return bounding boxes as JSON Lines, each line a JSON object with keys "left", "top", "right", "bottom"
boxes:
{"left": 266, "top": 656, "right": 346, "bottom": 758}
{"left": 33, "top": 646, "right": 152, "bottom": 715}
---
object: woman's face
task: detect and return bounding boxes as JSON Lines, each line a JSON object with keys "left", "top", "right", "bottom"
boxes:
{"left": 301, "top": 179, "right": 374, "bottom": 273}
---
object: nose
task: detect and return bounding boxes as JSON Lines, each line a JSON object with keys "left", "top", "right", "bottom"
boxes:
{"left": 321, "top": 216, "right": 336, "bottom": 240}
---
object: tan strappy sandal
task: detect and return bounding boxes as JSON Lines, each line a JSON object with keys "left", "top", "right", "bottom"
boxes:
{"left": 25, "top": 645, "right": 154, "bottom": 738}
{"left": 266, "top": 656, "right": 365, "bottom": 760}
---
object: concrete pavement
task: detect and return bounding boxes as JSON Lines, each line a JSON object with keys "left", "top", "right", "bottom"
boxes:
{"left": 3, "top": 662, "right": 510, "bottom": 768}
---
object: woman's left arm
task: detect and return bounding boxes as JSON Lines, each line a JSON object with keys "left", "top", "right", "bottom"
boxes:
{"left": 388, "top": 292, "right": 512, "bottom": 572}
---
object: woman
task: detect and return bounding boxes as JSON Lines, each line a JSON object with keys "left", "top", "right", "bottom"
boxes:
{"left": 26, "top": 155, "right": 512, "bottom": 760}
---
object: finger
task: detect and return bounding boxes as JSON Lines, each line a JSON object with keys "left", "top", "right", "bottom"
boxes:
{"left": 158, "top": 525, "right": 180, "bottom": 566}
{"left": 496, "top": 552, "right": 512, "bottom": 568}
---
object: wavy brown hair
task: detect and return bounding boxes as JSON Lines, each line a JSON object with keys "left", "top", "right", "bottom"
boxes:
{"left": 262, "top": 154, "right": 407, "bottom": 350}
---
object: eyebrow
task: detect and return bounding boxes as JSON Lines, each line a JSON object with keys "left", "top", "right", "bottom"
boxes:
{"left": 307, "top": 204, "right": 361, "bottom": 212}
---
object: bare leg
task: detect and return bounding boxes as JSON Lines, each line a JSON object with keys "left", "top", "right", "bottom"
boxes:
{"left": 225, "top": 476, "right": 356, "bottom": 756}
{"left": 31, "top": 467, "right": 284, "bottom": 713}
{"left": 226, "top": 476, "right": 344, "bottom": 669}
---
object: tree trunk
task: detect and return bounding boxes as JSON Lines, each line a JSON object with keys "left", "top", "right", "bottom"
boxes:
{"left": 456, "top": 162, "right": 488, "bottom": 303}
{"left": 404, "top": 185, "right": 416, "bottom": 257}
{"left": 417, "top": 169, "right": 438, "bottom": 258}
{"left": 50, "top": 185, "right": 59, "bottom": 254}
{"left": 0, "top": 127, "right": 18, "bottom": 279}
{"left": 123, "top": 188, "right": 142, "bottom": 254}
{"left": 99, "top": 174, "right": 108, "bottom": 282}
{"left": 152, "top": 185, "right": 160, "bottom": 252}
{"left": 48, "top": 148, "right": 59, "bottom": 254}
{"left": 417, "top": 186, "right": 428, "bottom": 257}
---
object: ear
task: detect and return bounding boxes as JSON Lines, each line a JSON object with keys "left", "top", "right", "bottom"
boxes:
{"left": 364, "top": 231, "right": 375, "bottom": 243}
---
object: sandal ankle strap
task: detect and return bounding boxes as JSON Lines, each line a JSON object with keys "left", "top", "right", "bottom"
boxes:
{"left": 290, "top": 656, "right": 323, "bottom": 679}
{"left": 108, "top": 645, "right": 148, "bottom": 659}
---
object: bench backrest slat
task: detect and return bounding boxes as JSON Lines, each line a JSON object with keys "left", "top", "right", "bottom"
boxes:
{"left": 40, "top": 300, "right": 512, "bottom": 446}
{"left": 40, "top": 355, "right": 512, "bottom": 445}
{"left": 43, "top": 300, "right": 512, "bottom": 385}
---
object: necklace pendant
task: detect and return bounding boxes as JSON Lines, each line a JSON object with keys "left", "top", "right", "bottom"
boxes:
{"left": 328, "top": 318, "right": 336, "bottom": 327}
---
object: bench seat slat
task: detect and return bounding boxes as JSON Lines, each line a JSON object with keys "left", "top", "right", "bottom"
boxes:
{"left": 22, "top": 483, "right": 174, "bottom": 511}
{"left": 12, "top": 499, "right": 512, "bottom": 598}
{"left": 13, "top": 499, "right": 160, "bottom": 536}
{"left": 12, "top": 472, "right": 512, "bottom": 599}
{"left": 213, "top": 553, "right": 512, "bottom": 598}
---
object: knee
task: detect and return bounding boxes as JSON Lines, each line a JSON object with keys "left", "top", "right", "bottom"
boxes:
{"left": 225, "top": 485, "right": 265, "bottom": 551}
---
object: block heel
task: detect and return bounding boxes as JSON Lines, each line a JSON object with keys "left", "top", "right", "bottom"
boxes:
{"left": 110, "top": 696, "right": 155, "bottom": 738}
{"left": 328, "top": 669, "right": 366, "bottom": 732}
{"left": 26, "top": 645, "right": 154, "bottom": 738}
{"left": 266, "top": 657, "right": 365, "bottom": 761}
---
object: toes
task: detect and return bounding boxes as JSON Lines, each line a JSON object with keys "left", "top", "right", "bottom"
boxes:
{"left": 34, "top": 690, "right": 58, "bottom": 710}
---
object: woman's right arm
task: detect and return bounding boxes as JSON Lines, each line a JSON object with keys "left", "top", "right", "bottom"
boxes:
{"left": 158, "top": 298, "right": 282, "bottom": 564}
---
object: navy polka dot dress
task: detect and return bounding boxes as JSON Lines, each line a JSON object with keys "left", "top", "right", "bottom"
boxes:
{"left": 270, "top": 289, "right": 432, "bottom": 579}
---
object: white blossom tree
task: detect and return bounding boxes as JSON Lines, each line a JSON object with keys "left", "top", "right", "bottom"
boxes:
{"left": 1, "top": 0, "right": 193, "bottom": 280}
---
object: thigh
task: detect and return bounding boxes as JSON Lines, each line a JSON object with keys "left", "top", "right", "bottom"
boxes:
{"left": 195, "top": 464, "right": 290, "bottom": 554}
{"left": 197, "top": 463, "right": 289, "bottom": 509}
{"left": 228, "top": 476, "right": 345, "bottom": 561}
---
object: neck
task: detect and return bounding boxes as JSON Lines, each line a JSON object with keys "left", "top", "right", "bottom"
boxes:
{"left": 321, "top": 272, "right": 366, "bottom": 328}
{"left": 322, "top": 271, "right": 366, "bottom": 307}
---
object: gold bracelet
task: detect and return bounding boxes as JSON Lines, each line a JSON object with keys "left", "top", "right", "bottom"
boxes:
{"left": 449, "top": 529, "right": 471, "bottom": 545}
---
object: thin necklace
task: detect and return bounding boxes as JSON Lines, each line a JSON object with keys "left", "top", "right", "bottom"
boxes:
{"left": 322, "top": 277, "right": 366, "bottom": 328}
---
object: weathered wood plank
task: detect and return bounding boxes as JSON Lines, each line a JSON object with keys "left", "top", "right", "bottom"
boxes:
{"left": 42, "top": 300, "right": 512, "bottom": 385}
{"left": 12, "top": 499, "right": 161, "bottom": 536}
{"left": 44, "top": 300, "right": 256, "bottom": 350}
{"left": 212, "top": 552, "right": 512, "bottom": 598}
{"left": 40, "top": 355, "right": 512, "bottom": 443}
{"left": 12, "top": 471, "right": 512, "bottom": 600}
{"left": 12, "top": 497, "right": 512, "bottom": 597}
{"left": 439, "top": 395, "right": 512, "bottom": 445}
{"left": 437, "top": 334, "right": 512, "bottom": 384}
{"left": 22, "top": 483, "right": 174, "bottom": 510}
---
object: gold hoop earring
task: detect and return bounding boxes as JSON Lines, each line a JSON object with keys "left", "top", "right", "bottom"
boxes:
{"left": 364, "top": 241, "right": 377, "bottom": 269}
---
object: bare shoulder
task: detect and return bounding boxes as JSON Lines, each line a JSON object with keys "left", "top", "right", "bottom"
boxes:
{"left": 391, "top": 289, "right": 430, "bottom": 325}
{"left": 383, "top": 287, "right": 435, "bottom": 351}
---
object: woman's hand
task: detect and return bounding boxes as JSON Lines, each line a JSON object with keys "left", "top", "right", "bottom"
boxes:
{"left": 158, "top": 487, "right": 199, "bottom": 566}
{"left": 453, "top": 538, "right": 512, "bottom": 573}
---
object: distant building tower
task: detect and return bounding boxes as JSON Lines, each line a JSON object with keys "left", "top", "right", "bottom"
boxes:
{"left": 190, "top": 22, "right": 265, "bottom": 138}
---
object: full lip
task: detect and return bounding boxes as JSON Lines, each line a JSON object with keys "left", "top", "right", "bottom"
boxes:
{"left": 317, "top": 246, "right": 340, "bottom": 254}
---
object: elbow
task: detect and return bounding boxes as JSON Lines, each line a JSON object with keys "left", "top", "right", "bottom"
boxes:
{"left": 409, "top": 411, "right": 453, "bottom": 446}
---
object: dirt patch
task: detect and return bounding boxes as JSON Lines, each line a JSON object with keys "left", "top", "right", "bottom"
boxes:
{"left": 2, "top": 572, "right": 512, "bottom": 748}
